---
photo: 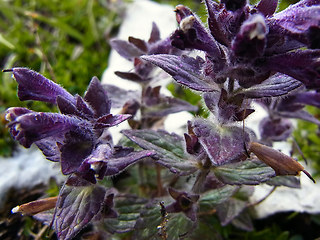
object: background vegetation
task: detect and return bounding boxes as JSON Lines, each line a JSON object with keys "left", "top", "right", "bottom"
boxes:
{"left": 0, "top": 0, "right": 319, "bottom": 239}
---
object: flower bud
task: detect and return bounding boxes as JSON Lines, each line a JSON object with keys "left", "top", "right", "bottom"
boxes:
{"left": 249, "top": 142, "right": 315, "bottom": 183}
{"left": 12, "top": 197, "right": 58, "bottom": 215}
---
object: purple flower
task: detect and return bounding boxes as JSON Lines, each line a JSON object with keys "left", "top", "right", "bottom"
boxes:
{"left": 4, "top": 68, "right": 75, "bottom": 104}
{"left": 142, "top": 0, "right": 320, "bottom": 125}
{"left": 6, "top": 108, "right": 86, "bottom": 148}
{"left": 5, "top": 69, "right": 154, "bottom": 182}
{"left": 178, "top": 0, "right": 316, "bottom": 86}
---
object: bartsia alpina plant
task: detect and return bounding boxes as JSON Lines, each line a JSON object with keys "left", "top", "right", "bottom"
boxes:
{"left": 4, "top": 0, "right": 320, "bottom": 239}
{"left": 4, "top": 68, "right": 155, "bottom": 239}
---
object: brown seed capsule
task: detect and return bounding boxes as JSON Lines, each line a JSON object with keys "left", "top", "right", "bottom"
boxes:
{"left": 12, "top": 196, "right": 58, "bottom": 215}
{"left": 249, "top": 142, "right": 315, "bottom": 183}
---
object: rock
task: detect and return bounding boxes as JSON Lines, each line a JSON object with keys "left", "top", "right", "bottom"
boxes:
{"left": 0, "top": 146, "right": 64, "bottom": 208}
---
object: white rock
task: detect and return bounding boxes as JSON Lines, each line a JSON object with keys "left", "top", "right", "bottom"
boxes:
{"left": 102, "top": 0, "right": 177, "bottom": 91}
{"left": 250, "top": 173, "right": 320, "bottom": 218}
{"left": 0, "top": 146, "right": 64, "bottom": 207}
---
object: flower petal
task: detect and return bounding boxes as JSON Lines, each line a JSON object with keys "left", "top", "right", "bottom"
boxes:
{"left": 269, "top": 0, "right": 320, "bottom": 45}
{"left": 232, "top": 14, "right": 268, "bottom": 58}
{"left": 84, "top": 77, "right": 111, "bottom": 117}
{"left": 256, "top": 0, "right": 278, "bottom": 16}
{"left": 6, "top": 110, "right": 83, "bottom": 148}
{"left": 172, "top": 5, "right": 222, "bottom": 57}
{"left": 8, "top": 68, "right": 75, "bottom": 104}
{"left": 264, "top": 49, "right": 320, "bottom": 89}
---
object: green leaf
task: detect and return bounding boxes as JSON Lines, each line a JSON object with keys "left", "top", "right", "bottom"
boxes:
{"left": 122, "top": 129, "right": 198, "bottom": 175}
{"left": 132, "top": 201, "right": 162, "bottom": 240}
{"left": 0, "top": 33, "right": 15, "bottom": 49}
{"left": 231, "top": 209, "right": 254, "bottom": 231}
{"left": 275, "top": 231, "right": 290, "bottom": 240}
{"left": 165, "top": 213, "right": 195, "bottom": 239}
{"left": 101, "top": 196, "right": 148, "bottom": 234}
{"left": 266, "top": 175, "right": 301, "bottom": 188}
{"left": 217, "top": 198, "right": 247, "bottom": 226}
{"left": 133, "top": 202, "right": 194, "bottom": 240}
{"left": 213, "top": 159, "right": 275, "bottom": 185}
{"left": 199, "top": 185, "right": 238, "bottom": 211}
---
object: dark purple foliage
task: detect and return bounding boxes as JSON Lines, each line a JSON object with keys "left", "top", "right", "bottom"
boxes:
{"left": 145, "top": 0, "right": 320, "bottom": 92}
{"left": 4, "top": 68, "right": 75, "bottom": 104}
{"left": 190, "top": 118, "right": 249, "bottom": 166}
{"left": 5, "top": 68, "right": 155, "bottom": 239}
{"left": 5, "top": 69, "right": 154, "bottom": 181}
{"left": 53, "top": 177, "right": 117, "bottom": 239}
{"left": 259, "top": 117, "right": 293, "bottom": 143}
{"left": 5, "top": 0, "right": 320, "bottom": 239}
{"left": 141, "top": 54, "right": 219, "bottom": 92}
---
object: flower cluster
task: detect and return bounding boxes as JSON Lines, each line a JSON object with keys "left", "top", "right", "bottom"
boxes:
{"left": 5, "top": 68, "right": 155, "bottom": 239}
{"left": 4, "top": 0, "right": 320, "bottom": 239}
{"left": 142, "top": 0, "right": 320, "bottom": 174}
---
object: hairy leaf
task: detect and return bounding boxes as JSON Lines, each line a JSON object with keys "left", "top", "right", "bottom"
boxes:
{"left": 213, "top": 159, "right": 276, "bottom": 185}
{"left": 133, "top": 202, "right": 194, "bottom": 240}
{"left": 191, "top": 118, "right": 249, "bottom": 166}
{"left": 217, "top": 198, "right": 247, "bottom": 226}
{"left": 110, "top": 39, "right": 144, "bottom": 60}
{"left": 164, "top": 212, "right": 194, "bottom": 240}
{"left": 239, "top": 73, "right": 302, "bottom": 98}
{"left": 143, "top": 96, "right": 198, "bottom": 117}
{"left": 199, "top": 185, "right": 238, "bottom": 211}
{"left": 132, "top": 201, "right": 161, "bottom": 239}
{"left": 121, "top": 129, "right": 197, "bottom": 175}
{"left": 266, "top": 175, "right": 301, "bottom": 188}
{"left": 102, "top": 196, "right": 148, "bottom": 234}
{"left": 53, "top": 184, "right": 107, "bottom": 240}
{"left": 141, "top": 54, "right": 219, "bottom": 92}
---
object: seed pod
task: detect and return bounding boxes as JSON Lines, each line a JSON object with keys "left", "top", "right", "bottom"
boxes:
{"left": 249, "top": 142, "right": 315, "bottom": 183}
{"left": 12, "top": 196, "right": 58, "bottom": 215}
